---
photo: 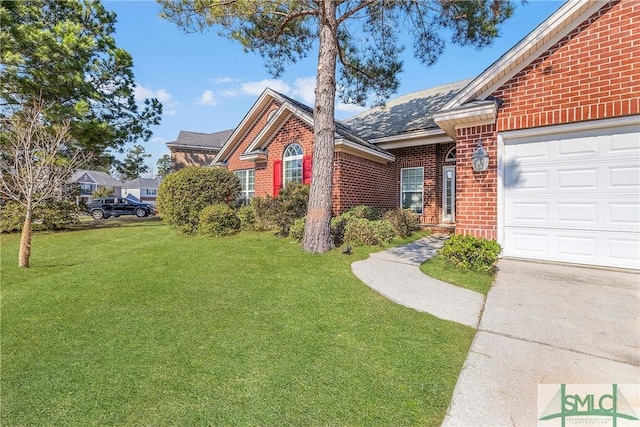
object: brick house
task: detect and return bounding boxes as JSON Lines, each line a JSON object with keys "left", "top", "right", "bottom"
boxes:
{"left": 212, "top": 0, "right": 638, "bottom": 269}
{"left": 167, "top": 129, "right": 234, "bottom": 170}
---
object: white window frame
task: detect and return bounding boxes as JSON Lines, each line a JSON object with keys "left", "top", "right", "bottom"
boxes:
{"left": 283, "top": 143, "right": 303, "bottom": 184}
{"left": 400, "top": 167, "right": 424, "bottom": 214}
{"left": 145, "top": 188, "right": 157, "bottom": 196}
{"left": 445, "top": 147, "right": 456, "bottom": 162}
{"left": 234, "top": 169, "right": 255, "bottom": 203}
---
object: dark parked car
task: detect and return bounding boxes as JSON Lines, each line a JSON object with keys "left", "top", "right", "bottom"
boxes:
{"left": 87, "top": 197, "right": 155, "bottom": 220}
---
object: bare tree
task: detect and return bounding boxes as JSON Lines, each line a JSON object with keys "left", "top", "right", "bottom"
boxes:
{"left": 0, "top": 100, "right": 86, "bottom": 268}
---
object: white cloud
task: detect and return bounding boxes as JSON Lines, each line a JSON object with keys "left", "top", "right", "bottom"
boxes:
{"left": 212, "top": 77, "right": 238, "bottom": 84}
{"left": 134, "top": 84, "right": 177, "bottom": 115}
{"left": 240, "top": 79, "right": 291, "bottom": 96}
{"left": 197, "top": 90, "right": 217, "bottom": 106}
{"left": 291, "top": 77, "right": 316, "bottom": 105}
{"left": 336, "top": 102, "right": 367, "bottom": 116}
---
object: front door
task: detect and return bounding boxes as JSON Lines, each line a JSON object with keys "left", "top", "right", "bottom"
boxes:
{"left": 443, "top": 166, "right": 455, "bottom": 223}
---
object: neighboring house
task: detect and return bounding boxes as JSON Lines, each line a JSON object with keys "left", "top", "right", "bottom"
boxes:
{"left": 121, "top": 178, "right": 161, "bottom": 203}
{"left": 211, "top": 0, "right": 638, "bottom": 270}
{"left": 166, "top": 129, "right": 234, "bottom": 170}
{"left": 71, "top": 170, "right": 122, "bottom": 204}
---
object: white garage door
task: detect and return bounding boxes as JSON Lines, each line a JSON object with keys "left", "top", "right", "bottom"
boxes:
{"left": 503, "top": 122, "right": 640, "bottom": 270}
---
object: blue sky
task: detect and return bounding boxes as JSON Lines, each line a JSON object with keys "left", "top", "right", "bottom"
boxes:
{"left": 104, "top": 0, "right": 564, "bottom": 174}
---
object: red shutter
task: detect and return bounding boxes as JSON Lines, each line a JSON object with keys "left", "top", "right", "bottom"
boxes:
{"left": 273, "top": 160, "right": 283, "bottom": 196}
{"left": 302, "top": 155, "right": 312, "bottom": 184}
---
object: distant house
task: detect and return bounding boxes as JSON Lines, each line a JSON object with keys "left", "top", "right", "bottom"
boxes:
{"left": 166, "top": 129, "right": 234, "bottom": 170}
{"left": 121, "top": 178, "right": 161, "bottom": 203}
{"left": 71, "top": 170, "right": 122, "bottom": 204}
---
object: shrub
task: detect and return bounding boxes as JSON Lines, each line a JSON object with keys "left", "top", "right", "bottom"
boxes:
{"left": 348, "top": 205, "right": 382, "bottom": 221}
{"left": 250, "top": 196, "right": 278, "bottom": 231}
{"left": 198, "top": 204, "right": 240, "bottom": 237}
{"left": 92, "top": 186, "right": 114, "bottom": 198}
{"left": 289, "top": 216, "right": 306, "bottom": 241}
{"left": 1, "top": 199, "right": 80, "bottom": 233}
{"left": 383, "top": 208, "right": 419, "bottom": 238}
{"left": 38, "top": 199, "right": 81, "bottom": 230}
{"left": 1, "top": 201, "right": 25, "bottom": 233}
{"left": 439, "top": 234, "right": 502, "bottom": 273}
{"left": 237, "top": 204, "right": 256, "bottom": 230}
{"left": 156, "top": 167, "right": 241, "bottom": 234}
{"left": 343, "top": 218, "right": 396, "bottom": 246}
{"left": 271, "top": 182, "right": 309, "bottom": 236}
{"left": 331, "top": 205, "right": 382, "bottom": 245}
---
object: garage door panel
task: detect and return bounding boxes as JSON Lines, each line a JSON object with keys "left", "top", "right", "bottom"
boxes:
{"left": 502, "top": 122, "right": 640, "bottom": 269}
{"left": 507, "top": 194, "right": 638, "bottom": 232}
{"left": 609, "top": 166, "right": 640, "bottom": 188}
{"left": 505, "top": 228, "right": 640, "bottom": 269}
{"left": 557, "top": 202, "right": 597, "bottom": 224}
{"left": 609, "top": 203, "right": 640, "bottom": 226}
{"left": 557, "top": 167, "right": 598, "bottom": 189}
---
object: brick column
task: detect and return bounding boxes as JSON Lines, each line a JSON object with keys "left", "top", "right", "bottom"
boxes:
{"left": 455, "top": 125, "right": 498, "bottom": 240}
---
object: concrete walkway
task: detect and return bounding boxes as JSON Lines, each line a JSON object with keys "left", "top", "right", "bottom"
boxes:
{"left": 442, "top": 259, "right": 640, "bottom": 426}
{"left": 351, "top": 234, "right": 485, "bottom": 328}
{"left": 351, "top": 237, "right": 640, "bottom": 426}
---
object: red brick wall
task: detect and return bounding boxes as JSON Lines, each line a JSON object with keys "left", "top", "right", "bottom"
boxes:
{"left": 253, "top": 116, "right": 315, "bottom": 197}
{"left": 226, "top": 101, "right": 314, "bottom": 197}
{"left": 494, "top": 0, "right": 639, "bottom": 132}
{"left": 455, "top": 126, "right": 498, "bottom": 240}
{"left": 388, "top": 143, "right": 455, "bottom": 223}
{"left": 455, "top": 0, "right": 637, "bottom": 240}
{"left": 170, "top": 149, "right": 218, "bottom": 170}
{"left": 332, "top": 152, "right": 396, "bottom": 215}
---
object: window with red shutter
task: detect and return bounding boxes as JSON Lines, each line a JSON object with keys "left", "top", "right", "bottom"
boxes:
{"left": 273, "top": 160, "right": 283, "bottom": 196}
{"left": 302, "top": 155, "right": 312, "bottom": 184}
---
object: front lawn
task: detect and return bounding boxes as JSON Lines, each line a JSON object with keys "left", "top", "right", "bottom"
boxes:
{"left": 1, "top": 223, "right": 474, "bottom": 426}
{"left": 420, "top": 255, "right": 494, "bottom": 295}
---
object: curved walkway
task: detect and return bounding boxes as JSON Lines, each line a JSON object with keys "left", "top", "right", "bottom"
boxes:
{"left": 352, "top": 236, "right": 640, "bottom": 426}
{"left": 351, "top": 234, "right": 485, "bottom": 328}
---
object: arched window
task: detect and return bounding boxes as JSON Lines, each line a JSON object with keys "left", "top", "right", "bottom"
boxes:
{"left": 283, "top": 143, "right": 303, "bottom": 184}
{"left": 445, "top": 147, "right": 456, "bottom": 162}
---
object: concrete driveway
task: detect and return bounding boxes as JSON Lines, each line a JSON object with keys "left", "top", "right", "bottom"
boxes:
{"left": 443, "top": 259, "right": 640, "bottom": 426}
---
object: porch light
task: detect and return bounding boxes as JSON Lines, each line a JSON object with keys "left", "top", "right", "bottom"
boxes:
{"left": 471, "top": 139, "right": 489, "bottom": 173}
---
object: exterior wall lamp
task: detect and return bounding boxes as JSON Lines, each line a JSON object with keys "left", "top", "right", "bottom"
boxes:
{"left": 471, "top": 139, "right": 489, "bottom": 173}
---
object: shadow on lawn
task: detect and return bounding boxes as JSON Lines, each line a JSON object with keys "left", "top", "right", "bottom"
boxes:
{"left": 65, "top": 215, "right": 164, "bottom": 231}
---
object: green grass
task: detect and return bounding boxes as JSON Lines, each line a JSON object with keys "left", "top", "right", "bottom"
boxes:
{"left": 1, "top": 223, "right": 474, "bottom": 426}
{"left": 420, "top": 255, "right": 494, "bottom": 296}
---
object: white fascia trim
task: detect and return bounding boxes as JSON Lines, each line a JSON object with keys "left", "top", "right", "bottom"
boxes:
{"left": 443, "top": 0, "right": 603, "bottom": 110}
{"left": 500, "top": 115, "right": 640, "bottom": 140}
{"left": 433, "top": 102, "right": 498, "bottom": 138}
{"left": 497, "top": 134, "right": 505, "bottom": 251}
{"left": 377, "top": 134, "right": 453, "bottom": 150}
{"left": 244, "top": 108, "right": 291, "bottom": 153}
{"left": 239, "top": 151, "right": 268, "bottom": 162}
{"left": 244, "top": 101, "right": 315, "bottom": 154}
{"left": 213, "top": 88, "right": 281, "bottom": 163}
{"left": 433, "top": 102, "right": 498, "bottom": 123}
{"left": 335, "top": 138, "right": 395, "bottom": 162}
{"left": 370, "top": 128, "right": 448, "bottom": 144}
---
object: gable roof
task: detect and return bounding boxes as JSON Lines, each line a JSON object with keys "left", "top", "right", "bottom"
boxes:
{"left": 71, "top": 170, "right": 121, "bottom": 187}
{"left": 166, "top": 129, "right": 234, "bottom": 151}
{"left": 441, "top": 0, "right": 605, "bottom": 111}
{"left": 121, "top": 177, "right": 160, "bottom": 189}
{"left": 214, "top": 88, "right": 394, "bottom": 165}
{"left": 344, "top": 79, "right": 473, "bottom": 140}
